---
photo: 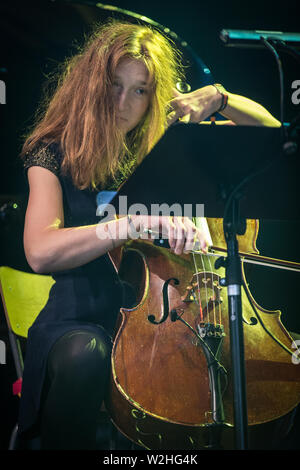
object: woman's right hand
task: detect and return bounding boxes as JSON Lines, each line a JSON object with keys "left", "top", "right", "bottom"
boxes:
{"left": 129, "top": 215, "right": 209, "bottom": 255}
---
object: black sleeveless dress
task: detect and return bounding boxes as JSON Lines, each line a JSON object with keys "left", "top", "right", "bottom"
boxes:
{"left": 18, "top": 142, "right": 130, "bottom": 435}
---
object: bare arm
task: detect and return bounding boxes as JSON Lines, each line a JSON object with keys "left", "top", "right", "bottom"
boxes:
{"left": 24, "top": 166, "right": 132, "bottom": 273}
{"left": 24, "top": 166, "right": 209, "bottom": 273}
{"left": 168, "top": 86, "right": 281, "bottom": 127}
{"left": 219, "top": 91, "right": 281, "bottom": 127}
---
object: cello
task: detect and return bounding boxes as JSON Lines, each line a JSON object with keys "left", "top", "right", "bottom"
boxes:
{"left": 106, "top": 217, "right": 300, "bottom": 450}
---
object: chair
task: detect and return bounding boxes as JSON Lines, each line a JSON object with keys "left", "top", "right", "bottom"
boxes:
{"left": 0, "top": 266, "right": 55, "bottom": 449}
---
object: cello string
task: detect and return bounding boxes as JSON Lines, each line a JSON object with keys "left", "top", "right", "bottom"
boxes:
{"left": 191, "top": 246, "right": 224, "bottom": 327}
{"left": 192, "top": 250, "right": 211, "bottom": 324}
{"left": 194, "top": 217, "right": 213, "bottom": 325}
{"left": 193, "top": 248, "right": 224, "bottom": 326}
{"left": 207, "top": 251, "right": 223, "bottom": 327}
{"left": 200, "top": 252, "right": 210, "bottom": 324}
{"left": 206, "top": 250, "right": 218, "bottom": 327}
{"left": 191, "top": 251, "right": 204, "bottom": 322}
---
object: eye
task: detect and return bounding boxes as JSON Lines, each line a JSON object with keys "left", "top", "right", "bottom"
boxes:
{"left": 135, "top": 88, "right": 147, "bottom": 96}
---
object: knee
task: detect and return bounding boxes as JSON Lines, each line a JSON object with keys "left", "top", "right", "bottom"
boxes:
{"left": 48, "top": 330, "right": 112, "bottom": 378}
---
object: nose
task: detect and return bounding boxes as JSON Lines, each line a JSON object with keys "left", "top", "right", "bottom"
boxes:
{"left": 116, "top": 89, "right": 129, "bottom": 112}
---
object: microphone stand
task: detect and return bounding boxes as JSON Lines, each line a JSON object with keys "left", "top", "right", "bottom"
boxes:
{"left": 215, "top": 33, "right": 300, "bottom": 449}
{"left": 216, "top": 193, "right": 249, "bottom": 449}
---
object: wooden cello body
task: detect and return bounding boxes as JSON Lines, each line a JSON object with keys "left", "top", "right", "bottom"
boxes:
{"left": 106, "top": 218, "right": 300, "bottom": 450}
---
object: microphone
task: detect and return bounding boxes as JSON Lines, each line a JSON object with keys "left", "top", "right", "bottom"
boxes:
{"left": 220, "top": 29, "right": 300, "bottom": 49}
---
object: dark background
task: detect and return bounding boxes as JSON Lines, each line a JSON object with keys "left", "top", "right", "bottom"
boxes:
{"left": 0, "top": 0, "right": 299, "bottom": 451}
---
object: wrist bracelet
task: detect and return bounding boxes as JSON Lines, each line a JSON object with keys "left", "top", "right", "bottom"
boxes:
{"left": 213, "top": 83, "right": 228, "bottom": 112}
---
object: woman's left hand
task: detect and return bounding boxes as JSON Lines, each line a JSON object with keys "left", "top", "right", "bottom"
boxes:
{"left": 167, "top": 86, "right": 221, "bottom": 126}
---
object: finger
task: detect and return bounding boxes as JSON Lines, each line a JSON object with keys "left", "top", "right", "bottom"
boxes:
{"left": 183, "top": 226, "right": 197, "bottom": 253}
{"left": 194, "top": 231, "right": 209, "bottom": 253}
{"left": 167, "top": 110, "right": 182, "bottom": 127}
{"left": 179, "top": 113, "right": 191, "bottom": 124}
{"left": 167, "top": 216, "right": 176, "bottom": 250}
{"left": 173, "top": 217, "right": 187, "bottom": 255}
{"left": 183, "top": 218, "right": 209, "bottom": 253}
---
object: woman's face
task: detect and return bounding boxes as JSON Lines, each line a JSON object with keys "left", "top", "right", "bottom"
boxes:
{"left": 112, "top": 58, "right": 152, "bottom": 134}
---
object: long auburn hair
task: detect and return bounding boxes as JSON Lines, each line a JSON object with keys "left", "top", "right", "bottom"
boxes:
{"left": 20, "top": 20, "right": 185, "bottom": 190}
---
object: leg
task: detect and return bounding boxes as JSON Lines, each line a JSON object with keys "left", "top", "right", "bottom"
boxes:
{"left": 40, "top": 329, "right": 112, "bottom": 449}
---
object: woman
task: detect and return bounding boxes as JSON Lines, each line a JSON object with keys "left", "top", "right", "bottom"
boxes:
{"left": 18, "top": 19, "right": 280, "bottom": 450}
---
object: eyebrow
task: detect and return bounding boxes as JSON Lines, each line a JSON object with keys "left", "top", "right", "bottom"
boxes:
{"left": 114, "top": 76, "right": 149, "bottom": 86}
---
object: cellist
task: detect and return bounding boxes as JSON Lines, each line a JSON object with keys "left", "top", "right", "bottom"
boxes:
{"left": 18, "top": 19, "right": 280, "bottom": 449}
